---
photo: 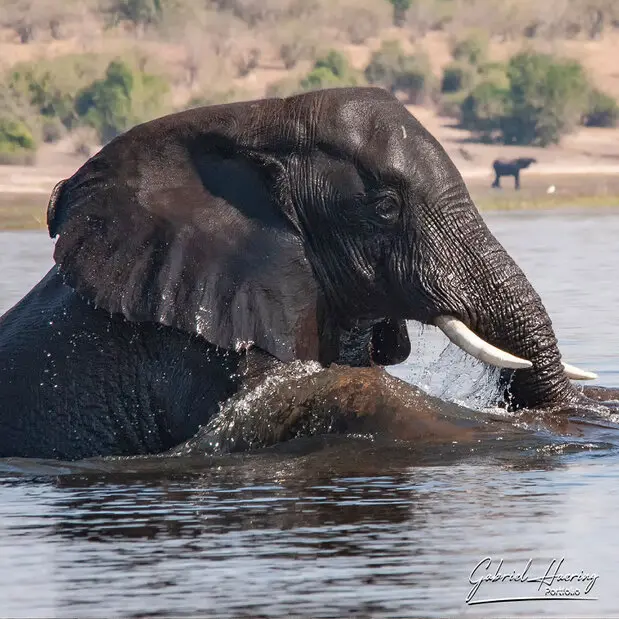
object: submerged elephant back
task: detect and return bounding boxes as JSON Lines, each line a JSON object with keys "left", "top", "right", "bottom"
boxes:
{"left": 0, "top": 267, "right": 243, "bottom": 459}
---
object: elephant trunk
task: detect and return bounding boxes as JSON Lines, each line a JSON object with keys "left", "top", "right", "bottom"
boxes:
{"left": 412, "top": 188, "right": 583, "bottom": 410}
{"left": 459, "top": 228, "right": 580, "bottom": 410}
{"left": 475, "top": 266, "right": 578, "bottom": 409}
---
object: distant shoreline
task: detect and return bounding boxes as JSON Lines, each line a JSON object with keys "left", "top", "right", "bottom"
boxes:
{"left": 0, "top": 166, "right": 617, "bottom": 231}
{"left": 476, "top": 193, "right": 619, "bottom": 212}
{"left": 460, "top": 163, "right": 619, "bottom": 180}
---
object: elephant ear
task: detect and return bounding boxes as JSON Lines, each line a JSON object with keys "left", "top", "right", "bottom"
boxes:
{"left": 47, "top": 109, "right": 326, "bottom": 363}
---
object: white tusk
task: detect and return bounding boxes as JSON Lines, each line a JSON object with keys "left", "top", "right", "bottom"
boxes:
{"left": 434, "top": 315, "right": 533, "bottom": 370}
{"left": 562, "top": 362, "right": 598, "bottom": 381}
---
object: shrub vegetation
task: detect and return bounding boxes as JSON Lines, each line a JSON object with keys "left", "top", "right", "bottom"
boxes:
{"left": 267, "top": 50, "right": 362, "bottom": 97}
{"left": 75, "top": 60, "right": 169, "bottom": 143}
{"left": 441, "top": 62, "right": 476, "bottom": 93}
{"left": 451, "top": 30, "right": 489, "bottom": 66}
{"left": 0, "top": 118, "right": 37, "bottom": 164}
{"left": 0, "top": 54, "right": 169, "bottom": 161}
{"left": 583, "top": 88, "right": 619, "bottom": 127}
{"left": 458, "top": 51, "right": 609, "bottom": 145}
{"left": 387, "top": 0, "right": 412, "bottom": 27}
{"left": 365, "top": 40, "right": 435, "bottom": 104}
{"left": 0, "top": 0, "right": 618, "bottom": 162}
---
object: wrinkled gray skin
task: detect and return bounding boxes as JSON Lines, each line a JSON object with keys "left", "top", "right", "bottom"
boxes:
{"left": 492, "top": 157, "right": 537, "bottom": 190}
{"left": 0, "top": 87, "right": 591, "bottom": 460}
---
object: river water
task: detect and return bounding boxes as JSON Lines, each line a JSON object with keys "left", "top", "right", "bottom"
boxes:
{"left": 0, "top": 209, "right": 618, "bottom": 618}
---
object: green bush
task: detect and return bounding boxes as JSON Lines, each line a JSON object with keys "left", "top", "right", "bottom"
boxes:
{"left": 365, "top": 40, "right": 402, "bottom": 87}
{"left": 502, "top": 52, "right": 590, "bottom": 145}
{"left": 387, "top": 0, "right": 412, "bottom": 27}
{"left": 0, "top": 117, "right": 37, "bottom": 165}
{"left": 439, "top": 61, "right": 507, "bottom": 120}
{"left": 365, "top": 40, "right": 434, "bottom": 104}
{"left": 460, "top": 81, "right": 509, "bottom": 139}
{"left": 75, "top": 60, "right": 168, "bottom": 143}
{"left": 314, "top": 50, "right": 349, "bottom": 79}
{"left": 451, "top": 30, "right": 489, "bottom": 66}
{"left": 1, "top": 54, "right": 170, "bottom": 148}
{"left": 300, "top": 67, "right": 347, "bottom": 91}
{"left": 477, "top": 62, "right": 510, "bottom": 90}
{"left": 298, "top": 50, "right": 362, "bottom": 93}
{"left": 0, "top": 75, "right": 41, "bottom": 163}
{"left": 438, "top": 90, "right": 468, "bottom": 118}
{"left": 266, "top": 50, "right": 362, "bottom": 97}
{"left": 9, "top": 68, "right": 74, "bottom": 127}
{"left": 583, "top": 88, "right": 619, "bottom": 127}
{"left": 460, "top": 52, "right": 592, "bottom": 146}
{"left": 7, "top": 55, "right": 110, "bottom": 130}
{"left": 104, "top": 0, "right": 164, "bottom": 31}
{"left": 441, "top": 62, "right": 476, "bottom": 93}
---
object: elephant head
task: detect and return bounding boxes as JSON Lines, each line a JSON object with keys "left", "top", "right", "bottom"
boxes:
{"left": 517, "top": 157, "right": 537, "bottom": 169}
{"left": 47, "top": 87, "right": 593, "bottom": 410}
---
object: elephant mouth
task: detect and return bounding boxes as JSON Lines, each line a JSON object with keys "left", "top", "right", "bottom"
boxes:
{"left": 432, "top": 314, "right": 597, "bottom": 382}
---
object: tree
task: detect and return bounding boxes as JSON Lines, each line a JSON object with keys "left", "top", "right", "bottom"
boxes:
{"left": 583, "top": 88, "right": 619, "bottom": 127}
{"left": 103, "top": 0, "right": 165, "bottom": 35}
{"left": 299, "top": 50, "right": 362, "bottom": 92}
{"left": 0, "top": 118, "right": 35, "bottom": 150}
{"left": 502, "top": 52, "right": 589, "bottom": 145}
{"left": 451, "top": 30, "right": 489, "bottom": 66}
{"left": 365, "top": 40, "right": 434, "bottom": 104}
{"left": 460, "top": 81, "right": 509, "bottom": 140}
{"left": 0, "top": 85, "right": 38, "bottom": 164}
{"left": 75, "top": 60, "right": 168, "bottom": 143}
{"left": 314, "top": 50, "right": 349, "bottom": 79}
{"left": 206, "top": 0, "right": 319, "bottom": 28}
{"left": 300, "top": 67, "right": 346, "bottom": 91}
{"left": 387, "top": 0, "right": 412, "bottom": 27}
{"left": 279, "top": 38, "right": 315, "bottom": 69}
{"left": 441, "top": 62, "right": 476, "bottom": 94}
{"left": 459, "top": 52, "right": 594, "bottom": 146}
{"left": 580, "top": 0, "right": 619, "bottom": 39}
{"left": 5, "top": 54, "right": 110, "bottom": 134}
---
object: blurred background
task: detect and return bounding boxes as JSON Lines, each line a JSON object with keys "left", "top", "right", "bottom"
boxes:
{"left": 0, "top": 0, "right": 619, "bottom": 224}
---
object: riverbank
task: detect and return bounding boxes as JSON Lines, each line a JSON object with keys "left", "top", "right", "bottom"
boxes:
{"left": 0, "top": 170, "right": 617, "bottom": 230}
{"left": 466, "top": 171, "right": 619, "bottom": 212}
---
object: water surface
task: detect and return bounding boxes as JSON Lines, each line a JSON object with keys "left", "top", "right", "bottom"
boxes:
{"left": 0, "top": 210, "right": 618, "bottom": 617}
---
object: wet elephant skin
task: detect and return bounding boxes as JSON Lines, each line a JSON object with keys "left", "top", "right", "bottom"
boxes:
{"left": 0, "top": 87, "right": 605, "bottom": 459}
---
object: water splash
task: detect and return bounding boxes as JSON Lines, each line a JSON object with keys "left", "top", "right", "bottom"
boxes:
{"left": 388, "top": 321, "right": 505, "bottom": 412}
{"left": 174, "top": 360, "right": 325, "bottom": 456}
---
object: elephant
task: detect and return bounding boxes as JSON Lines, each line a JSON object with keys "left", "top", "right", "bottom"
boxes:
{"left": 0, "top": 87, "right": 601, "bottom": 460}
{"left": 491, "top": 157, "right": 537, "bottom": 190}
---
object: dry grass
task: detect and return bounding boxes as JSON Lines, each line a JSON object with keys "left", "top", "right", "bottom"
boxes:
{"left": 0, "top": 193, "right": 48, "bottom": 230}
{"left": 468, "top": 173, "right": 619, "bottom": 211}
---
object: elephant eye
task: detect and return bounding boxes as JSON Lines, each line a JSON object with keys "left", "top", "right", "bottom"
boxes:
{"left": 373, "top": 193, "right": 400, "bottom": 224}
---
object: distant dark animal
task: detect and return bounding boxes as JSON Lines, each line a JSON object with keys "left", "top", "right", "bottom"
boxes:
{"left": 492, "top": 157, "right": 537, "bottom": 190}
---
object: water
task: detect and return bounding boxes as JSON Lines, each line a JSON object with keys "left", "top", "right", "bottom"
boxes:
{"left": 0, "top": 210, "right": 618, "bottom": 618}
